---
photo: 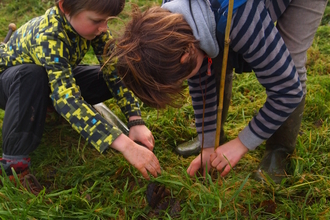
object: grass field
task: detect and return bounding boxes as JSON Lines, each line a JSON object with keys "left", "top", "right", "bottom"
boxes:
{"left": 0, "top": 0, "right": 329, "bottom": 219}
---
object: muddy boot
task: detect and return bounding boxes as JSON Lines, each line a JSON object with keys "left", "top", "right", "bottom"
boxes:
{"left": 254, "top": 96, "right": 306, "bottom": 184}
{"left": 174, "top": 104, "right": 230, "bottom": 157}
{"left": 93, "top": 103, "right": 129, "bottom": 136}
{"left": 175, "top": 56, "right": 233, "bottom": 157}
{"left": 175, "top": 130, "right": 228, "bottom": 158}
{"left": 175, "top": 137, "right": 201, "bottom": 158}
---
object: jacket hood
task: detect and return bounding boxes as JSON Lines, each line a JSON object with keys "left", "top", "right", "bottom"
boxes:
{"left": 162, "top": 0, "right": 219, "bottom": 58}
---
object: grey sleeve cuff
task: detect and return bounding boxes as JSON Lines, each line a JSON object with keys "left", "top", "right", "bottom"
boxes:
{"left": 238, "top": 126, "right": 265, "bottom": 150}
{"left": 198, "top": 131, "right": 216, "bottom": 149}
{"left": 198, "top": 125, "right": 265, "bottom": 150}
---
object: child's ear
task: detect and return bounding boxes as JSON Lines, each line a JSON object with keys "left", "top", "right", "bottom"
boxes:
{"left": 180, "top": 52, "right": 189, "bottom": 64}
{"left": 58, "top": 0, "right": 67, "bottom": 14}
{"left": 181, "top": 44, "right": 197, "bottom": 64}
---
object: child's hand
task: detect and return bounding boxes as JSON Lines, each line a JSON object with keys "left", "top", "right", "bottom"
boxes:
{"left": 129, "top": 125, "right": 155, "bottom": 151}
{"left": 187, "top": 148, "right": 214, "bottom": 176}
{"left": 111, "top": 134, "right": 161, "bottom": 180}
{"left": 187, "top": 137, "right": 249, "bottom": 177}
{"left": 209, "top": 137, "right": 248, "bottom": 177}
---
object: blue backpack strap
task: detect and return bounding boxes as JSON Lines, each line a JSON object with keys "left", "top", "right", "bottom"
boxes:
{"left": 210, "top": 0, "right": 252, "bottom": 74}
{"left": 210, "top": 0, "right": 247, "bottom": 34}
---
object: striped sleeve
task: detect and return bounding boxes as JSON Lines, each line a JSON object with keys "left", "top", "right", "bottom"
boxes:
{"left": 188, "top": 59, "right": 218, "bottom": 148}
{"left": 230, "top": 0, "right": 303, "bottom": 150}
{"left": 188, "top": 0, "right": 302, "bottom": 150}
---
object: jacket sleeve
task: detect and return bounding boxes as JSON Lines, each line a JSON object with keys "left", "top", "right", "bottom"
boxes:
{"left": 34, "top": 32, "right": 122, "bottom": 153}
{"left": 91, "top": 31, "right": 142, "bottom": 120}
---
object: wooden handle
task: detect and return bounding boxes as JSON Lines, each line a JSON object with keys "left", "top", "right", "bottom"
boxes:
{"left": 2, "top": 23, "right": 17, "bottom": 44}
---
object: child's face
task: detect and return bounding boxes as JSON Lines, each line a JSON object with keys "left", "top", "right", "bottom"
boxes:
{"left": 65, "top": 10, "right": 109, "bottom": 40}
{"left": 182, "top": 48, "right": 205, "bottom": 81}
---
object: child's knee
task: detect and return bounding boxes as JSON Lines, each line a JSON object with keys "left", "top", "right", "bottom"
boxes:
{"left": 17, "top": 64, "right": 49, "bottom": 93}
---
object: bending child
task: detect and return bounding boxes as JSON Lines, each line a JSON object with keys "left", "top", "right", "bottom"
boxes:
{"left": 107, "top": 0, "right": 306, "bottom": 181}
{"left": 0, "top": 0, "right": 161, "bottom": 180}
{"left": 165, "top": 0, "right": 328, "bottom": 183}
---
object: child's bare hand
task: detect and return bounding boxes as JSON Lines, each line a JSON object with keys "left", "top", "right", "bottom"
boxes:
{"left": 209, "top": 137, "right": 248, "bottom": 177}
{"left": 122, "top": 142, "right": 161, "bottom": 180}
{"left": 187, "top": 148, "right": 214, "bottom": 176}
{"left": 129, "top": 125, "right": 155, "bottom": 151}
{"left": 111, "top": 134, "right": 161, "bottom": 180}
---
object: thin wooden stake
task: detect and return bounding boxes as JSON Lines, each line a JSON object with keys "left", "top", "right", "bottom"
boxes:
{"left": 215, "top": 0, "right": 235, "bottom": 150}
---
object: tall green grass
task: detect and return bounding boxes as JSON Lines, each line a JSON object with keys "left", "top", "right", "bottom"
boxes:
{"left": 0, "top": 0, "right": 329, "bottom": 219}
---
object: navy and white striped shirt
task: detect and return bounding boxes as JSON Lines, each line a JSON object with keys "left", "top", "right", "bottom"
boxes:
{"left": 186, "top": 0, "right": 303, "bottom": 150}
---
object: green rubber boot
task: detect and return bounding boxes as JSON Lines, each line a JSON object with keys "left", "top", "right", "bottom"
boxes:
{"left": 175, "top": 137, "right": 201, "bottom": 158}
{"left": 175, "top": 56, "right": 233, "bottom": 158}
{"left": 253, "top": 96, "right": 306, "bottom": 184}
{"left": 175, "top": 130, "right": 228, "bottom": 158}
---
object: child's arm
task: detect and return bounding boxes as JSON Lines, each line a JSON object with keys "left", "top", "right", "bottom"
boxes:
{"left": 229, "top": 0, "right": 303, "bottom": 151}
{"left": 92, "top": 31, "right": 155, "bottom": 150}
{"left": 92, "top": 32, "right": 142, "bottom": 120}
{"left": 187, "top": 58, "right": 218, "bottom": 150}
{"left": 32, "top": 31, "right": 132, "bottom": 154}
{"left": 202, "top": 0, "right": 303, "bottom": 176}
{"left": 188, "top": 0, "right": 303, "bottom": 177}
{"left": 42, "top": 38, "right": 159, "bottom": 179}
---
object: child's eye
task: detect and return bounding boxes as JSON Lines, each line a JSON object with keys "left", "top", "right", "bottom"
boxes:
{"left": 91, "top": 19, "right": 102, "bottom": 24}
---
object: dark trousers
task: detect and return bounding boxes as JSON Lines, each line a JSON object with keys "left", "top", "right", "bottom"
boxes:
{"left": 0, "top": 64, "right": 113, "bottom": 156}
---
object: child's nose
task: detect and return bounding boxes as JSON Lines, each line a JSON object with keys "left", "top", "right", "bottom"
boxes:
{"left": 99, "top": 22, "right": 108, "bottom": 33}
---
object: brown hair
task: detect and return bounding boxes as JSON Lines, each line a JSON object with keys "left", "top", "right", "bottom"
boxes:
{"left": 55, "top": 0, "right": 125, "bottom": 17}
{"left": 105, "top": 6, "right": 200, "bottom": 109}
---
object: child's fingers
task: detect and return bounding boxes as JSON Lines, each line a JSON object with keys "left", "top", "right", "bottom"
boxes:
{"left": 215, "top": 160, "right": 227, "bottom": 173}
{"left": 209, "top": 152, "right": 217, "bottom": 163}
{"left": 147, "top": 134, "right": 155, "bottom": 150}
{"left": 220, "top": 165, "right": 231, "bottom": 177}
{"left": 187, "top": 160, "right": 200, "bottom": 176}
{"left": 142, "top": 154, "right": 161, "bottom": 179}
{"left": 211, "top": 154, "right": 222, "bottom": 169}
{"left": 149, "top": 135, "right": 155, "bottom": 146}
{"left": 144, "top": 140, "right": 154, "bottom": 151}
{"left": 135, "top": 140, "right": 153, "bottom": 151}
{"left": 150, "top": 157, "right": 161, "bottom": 175}
{"left": 146, "top": 164, "right": 159, "bottom": 178}
{"left": 140, "top": 168, "right": 150, "bottom": 180}
{"left": 140, "top": 161, "right": 161, "bottom": 180}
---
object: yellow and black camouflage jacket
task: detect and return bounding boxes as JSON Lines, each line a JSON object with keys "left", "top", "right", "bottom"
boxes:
{"left": 0, "top": 6, "right": 141, "bottom": 153}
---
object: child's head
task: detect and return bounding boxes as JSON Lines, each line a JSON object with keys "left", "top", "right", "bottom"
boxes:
{"left": 56, "top": 0, "right": 125, "bottom": 40}
{"left": 107, "top": 6, "right": 201, "bottom": 109}
{"left": 55, "top": 0, "right": 125, "bottom": 18}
